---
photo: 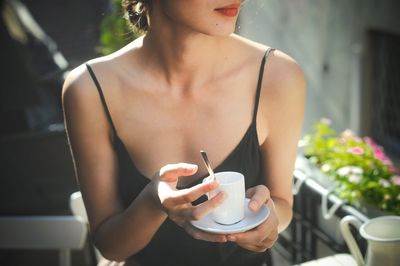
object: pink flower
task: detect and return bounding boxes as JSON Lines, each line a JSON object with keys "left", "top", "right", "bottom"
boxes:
{"left": 374, "top": 149, "right": 388, "bottom": 161}
{"left": 363, "top": 137, "right": 395, "bottom": 168}
{"left": 391, "top": 176, "right": 400, "bottom": 186}
{"left": 348, "top": 147, "right": 364, "bottom": 155}
{"left": 364, "top": 137, "right": 377, "bottom": 147}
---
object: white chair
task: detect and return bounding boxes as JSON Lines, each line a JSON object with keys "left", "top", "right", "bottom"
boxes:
{"left": 70, "top": 191, "right": 88, "bottom": 222}
{"left": 69, "top": 191, "right": 103, "bottom": 262}
{"left": 0, "top": 215, "right": 87, "bottom": 266}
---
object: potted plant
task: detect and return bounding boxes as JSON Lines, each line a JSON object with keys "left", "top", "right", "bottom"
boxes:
{"left": 300, "top": 118, "right": 400, "bottom": 216}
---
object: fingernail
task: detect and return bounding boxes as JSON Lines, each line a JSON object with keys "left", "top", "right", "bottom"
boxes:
{"left": 250, "top": 201, "right": 259, "bottom": 211}
{"left": 204, "top": 180, "right": 217, "bottom": 190}
{"left": 184, "top": 164, "right": 198, "bottom": 172}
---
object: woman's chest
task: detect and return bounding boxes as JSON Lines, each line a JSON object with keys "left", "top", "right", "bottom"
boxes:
{"left": 113, "top": 89, "right": 255, "bottom": 181}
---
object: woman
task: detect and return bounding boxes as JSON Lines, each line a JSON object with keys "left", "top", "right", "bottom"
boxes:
{"left": 62, "top": 0, "right": 306, "bottom": 265}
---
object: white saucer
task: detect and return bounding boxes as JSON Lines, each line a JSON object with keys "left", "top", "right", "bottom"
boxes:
{"left": 191, "top": 198, "right": 270, "bottom": 234}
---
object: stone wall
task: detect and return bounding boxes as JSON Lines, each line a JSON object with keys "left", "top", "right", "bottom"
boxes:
{"left": 238, "top": 0, "right": 400, "bottom": 134}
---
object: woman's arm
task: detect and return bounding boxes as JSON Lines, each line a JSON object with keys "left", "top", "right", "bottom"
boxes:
{"left": 260, "top": 50, "right": 306, "bottom": 232}
{"left": 227, "top": 50, "right": 306, "bottom": 251}
{"left": 62, "top": 64, "right": 227, "bottom": 261}
{"left": 62, "top": 65, "right": 168, "bottom": 260}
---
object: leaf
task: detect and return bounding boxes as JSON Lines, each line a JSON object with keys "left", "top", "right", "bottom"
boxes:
{"left": 97, "top": 0, "right": 143, "bottom": 55}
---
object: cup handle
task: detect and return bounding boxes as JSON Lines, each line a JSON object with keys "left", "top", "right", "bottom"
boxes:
{"left": 340, "top": 215, "right": 365, "bottom": 266}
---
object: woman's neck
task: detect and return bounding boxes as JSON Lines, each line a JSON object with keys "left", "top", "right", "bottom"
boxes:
{"left": 139, "top": 16, "right": 233, "bottom": 94}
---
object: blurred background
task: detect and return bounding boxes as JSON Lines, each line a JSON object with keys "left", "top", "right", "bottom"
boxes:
{"left": 0, "top": 0, "right": 399, "bottom": 265}
{"left": 239, "top": 0, "right": 400, "bottom": 160}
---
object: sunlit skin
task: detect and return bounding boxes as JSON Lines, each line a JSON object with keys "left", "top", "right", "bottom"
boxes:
{"left": 62, "top": 0, "right": 306, "bottom": 262}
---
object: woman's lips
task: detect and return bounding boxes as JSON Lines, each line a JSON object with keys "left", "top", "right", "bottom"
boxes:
{"left": 215, "top": 4, "right": 240, "bottom": 17}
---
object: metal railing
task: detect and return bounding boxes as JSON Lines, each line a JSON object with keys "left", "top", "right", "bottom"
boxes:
{"left": 275, "top": 156, "right": 369, "bottom": 264}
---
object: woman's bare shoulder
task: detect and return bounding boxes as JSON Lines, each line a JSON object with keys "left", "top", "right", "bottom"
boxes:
{"left": 62, "top": 38, "right": 143, "bottom": 103}
{"left": 61, "top": 60, "right": 119, "bottom": 121}
{"left": 261, "top": 48, "right": 306, "bottom": 130}
{"left": 231, "top": 34, "right": 272, "bottom": 57}
{"left": 266, "top": 49, "right": 306, "bottom": 94}
{"left": 231, "top": 34, "right": 305, "bottom": 92}
{"left": 65, "top": 36, "right": 142, "bottom": 81}
{"left": 61, "top": 63, "right": 96, "bottom": 105}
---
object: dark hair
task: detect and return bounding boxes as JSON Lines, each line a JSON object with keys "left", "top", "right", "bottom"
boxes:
{"left": 122, "top": 0, "right": 151, "bottom": 32}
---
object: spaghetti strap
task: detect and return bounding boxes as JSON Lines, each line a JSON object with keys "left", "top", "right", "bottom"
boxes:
{"left": 253, "top": 48, "right": 275, "bottom": 122}
{"left": 85, "top": 63, "right": 118, "bottom": 137}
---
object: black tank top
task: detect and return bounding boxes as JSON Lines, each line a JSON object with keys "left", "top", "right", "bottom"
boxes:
{"left": 86, "top": 48, "right": 275, "bottom": 266}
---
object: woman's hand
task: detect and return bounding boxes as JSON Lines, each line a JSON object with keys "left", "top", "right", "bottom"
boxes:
{"left": 152, "top": 163, "right": 228, "bottom": 242}
{"left": 227, "top": 185, "right": 279, "bottom": 252}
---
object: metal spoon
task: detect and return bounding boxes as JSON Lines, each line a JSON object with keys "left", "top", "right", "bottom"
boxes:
{"left": 200, "top": 150, "right": 216, "bottom": 181}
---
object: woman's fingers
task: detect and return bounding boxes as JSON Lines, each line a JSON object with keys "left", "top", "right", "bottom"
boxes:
{"left": 228, "top": 219, "right": 269, "bottom": 243}
{"left": 189, "top": 191, "right": 226, "bottom": 220}
{"left": 236, "top": 242, "right": 272, "bottom": 253}
{"left": 227, "top": 207, "right": 279, "bottom": 250}
{"left": 169, "top": 191, "right": 226, "bottom": 221}
{"left": 246, "top": 185, "right": 270, "bottom": 211}
{"left": 168, "top": 179, "right": 219, "bottom": 205}
{"left": 157, "top": 163, "right": 199, "bottom": 204}
{"left": 230, "top": 226, "right": 278, "bottom": 252}
{"left": 182, "top": 223, "right": 227, "bottom": 243}
{"left": 159, "top": 163, "right": 198, "bottom": 182}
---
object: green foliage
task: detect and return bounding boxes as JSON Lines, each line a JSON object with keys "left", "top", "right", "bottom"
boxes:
{"left": 97, "top": 0, "right": 143, "bottom": 55}
{"left": 302, "top": 118, "right": 400, "bottom": 215}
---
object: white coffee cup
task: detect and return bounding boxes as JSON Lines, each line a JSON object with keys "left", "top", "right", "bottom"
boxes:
{"left": 207, "top": 171, "right": 245, "bottom": 225}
